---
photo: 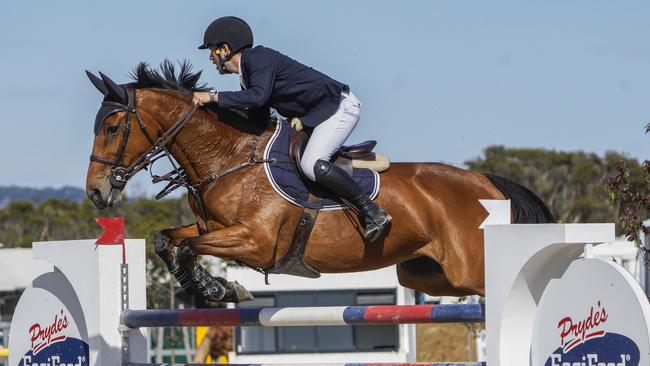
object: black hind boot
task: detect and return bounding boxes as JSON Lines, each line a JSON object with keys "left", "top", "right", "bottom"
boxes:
{"left": 314, "top": 159, "right": 391, "bottom": 242}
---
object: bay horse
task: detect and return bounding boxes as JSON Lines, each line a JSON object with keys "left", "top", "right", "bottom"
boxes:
{"left": 85, "top": 61, "right": 554, "bottom": 303}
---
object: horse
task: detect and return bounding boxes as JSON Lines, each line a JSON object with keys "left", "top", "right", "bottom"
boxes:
{"left": 85, "top": 61, "right": 555, "bottom": 303}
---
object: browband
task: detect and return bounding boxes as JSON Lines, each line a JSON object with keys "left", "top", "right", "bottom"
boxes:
{"left": 94, "top": 102, "right": 127, "bottom": 134}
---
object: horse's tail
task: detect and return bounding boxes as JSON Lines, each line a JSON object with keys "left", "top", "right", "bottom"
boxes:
{"left": 484, "top": 173, "right": 556, "bottom": 224}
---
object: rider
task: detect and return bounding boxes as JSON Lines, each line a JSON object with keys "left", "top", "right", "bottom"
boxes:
{"left": 192, "top": 16, "right": 391, "bottom": 242}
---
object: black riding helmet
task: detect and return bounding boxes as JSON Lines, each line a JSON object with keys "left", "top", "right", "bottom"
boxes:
{"left": 198, "top": 16, "right": 253, "bottom": 52}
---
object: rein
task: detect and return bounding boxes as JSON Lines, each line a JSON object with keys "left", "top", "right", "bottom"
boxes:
{"left": 89, "top": 88, "right": 275, "bottom": 231}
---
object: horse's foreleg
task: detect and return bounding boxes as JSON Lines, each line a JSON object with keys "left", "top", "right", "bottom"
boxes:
{"left": 153, "top": 224, "right": 201, "bottom": 295}
{"left": 176, "top": 225, "right": 257, "bottom": 304}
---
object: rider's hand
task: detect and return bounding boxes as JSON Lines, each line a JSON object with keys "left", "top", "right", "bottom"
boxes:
{"left": 192, "top": 92, "right": 212, "bottom": 106}
{"left": 290, "top": 117, "right": 304, "bottom": 132}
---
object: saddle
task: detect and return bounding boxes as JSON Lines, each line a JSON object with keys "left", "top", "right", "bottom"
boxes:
{"left": 289, "top": 130, "right": 390, "bottom": 175}
{"left": 266, "top": 126, "right": 389, "bottom": 279}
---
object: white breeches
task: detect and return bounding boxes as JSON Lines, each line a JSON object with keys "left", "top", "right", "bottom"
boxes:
{"left": 300, "top": 92, "right": 361, "bottom": 181}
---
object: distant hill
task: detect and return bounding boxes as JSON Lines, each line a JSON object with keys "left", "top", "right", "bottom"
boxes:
{"left": 0, "top": 186, "right": 86, "bottom": 207}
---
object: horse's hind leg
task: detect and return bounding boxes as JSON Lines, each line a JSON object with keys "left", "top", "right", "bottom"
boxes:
{"left": 396, "top": 256, "right": 476, "bottom": 297}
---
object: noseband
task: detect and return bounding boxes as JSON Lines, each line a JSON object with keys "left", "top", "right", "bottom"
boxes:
{"left": 89, "top": 87, "right": 198, "bottom": 192}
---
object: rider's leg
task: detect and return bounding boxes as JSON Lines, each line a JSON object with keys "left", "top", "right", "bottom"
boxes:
{"left": 300, "top": 92, "right": 391, "bottom": 242}
{"left": 313, "top": 159, "right": 391, "bottom": 242}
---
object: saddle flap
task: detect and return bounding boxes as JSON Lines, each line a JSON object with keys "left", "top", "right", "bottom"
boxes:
{"left": 290, "top": 131, "right": 309, "bottom": 167}
{"left": 339, "top": 140, "right": 376, "bottom": 154}
{"left": 336, "top": 140, "right": 377, "bottom": 161}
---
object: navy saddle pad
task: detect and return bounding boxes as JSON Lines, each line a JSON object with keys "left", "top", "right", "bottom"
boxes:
{"left": 262, "top": 118, "right": 380, "bottom": 210}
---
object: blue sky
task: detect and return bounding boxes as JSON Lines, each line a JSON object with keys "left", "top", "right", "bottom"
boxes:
{"left": 1, "top": 1, "right": 648, "bottom": 197}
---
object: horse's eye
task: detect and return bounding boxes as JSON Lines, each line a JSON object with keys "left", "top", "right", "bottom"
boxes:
{"left": 106, "top": 125, "right": 120, "bottom": 135}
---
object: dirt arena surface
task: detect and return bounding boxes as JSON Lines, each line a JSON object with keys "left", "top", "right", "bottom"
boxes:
{"left": 416, "top": 323, "right": 482, "bottom": 362}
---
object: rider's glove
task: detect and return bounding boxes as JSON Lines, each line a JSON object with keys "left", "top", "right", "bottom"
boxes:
{"left": 290, "top": 117, "right": 304, "bottom": 132}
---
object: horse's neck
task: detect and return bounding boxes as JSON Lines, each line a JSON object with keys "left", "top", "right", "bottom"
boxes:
{"left": 139, "top": 90, "right": 261, "bottom": 184}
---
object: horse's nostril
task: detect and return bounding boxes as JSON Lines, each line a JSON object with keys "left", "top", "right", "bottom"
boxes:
{"left": 88, "top": 188, "right": 103, "bottom": 203}
{"left": 88, "top": 188, "right": 108, "bottom": 209}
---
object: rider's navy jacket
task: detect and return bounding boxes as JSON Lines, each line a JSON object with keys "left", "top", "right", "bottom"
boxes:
{"left": 218, "top": 45, "right": 349, "bottom": 127}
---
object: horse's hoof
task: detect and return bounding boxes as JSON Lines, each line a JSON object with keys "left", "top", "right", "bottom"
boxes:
{"left": 212, "top": 277, "right": 253, "bottom": 303}
{"left": 229, "top": 281, "right": 254, "bottom": 303}
{"left": 177, "top": 242, "right": 197, "bottom": 268}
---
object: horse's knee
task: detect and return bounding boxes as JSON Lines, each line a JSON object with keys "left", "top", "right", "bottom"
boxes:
{"left": 154, "top": 230, "right": 171, "bottom": 250}
{"left": 177, "top": 240, "right": 197, "bottom": 268}
{"left": 154, "top": 231, "right": 176, "bottom": 267}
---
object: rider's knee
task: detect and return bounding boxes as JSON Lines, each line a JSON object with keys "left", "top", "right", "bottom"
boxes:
{"left": 299, "top": 156, "right": 318, "bottom": 181}
{"left": 312, "top": 159, "right": 333, "bottom": 181}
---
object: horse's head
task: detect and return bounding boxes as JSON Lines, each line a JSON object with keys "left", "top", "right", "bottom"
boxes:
{"left": 85, "top": 61, "right": 259, "bottom": 209}
{"left": 85, "top": 71, "right": 158, "bottom": 208}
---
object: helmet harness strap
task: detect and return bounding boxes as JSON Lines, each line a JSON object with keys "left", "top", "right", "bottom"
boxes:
{"left": 213, "top": 49, "right": 232, "bottom": 75}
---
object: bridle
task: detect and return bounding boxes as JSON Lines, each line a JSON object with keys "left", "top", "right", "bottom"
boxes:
{"left": 89, "top": 87, "right": 198, "bottom": 194}
{"left": 89, "top": 87, "right": 275, "bottom": 231}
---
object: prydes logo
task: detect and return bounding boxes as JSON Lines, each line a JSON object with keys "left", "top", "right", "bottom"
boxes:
{"left": 544, "top": 301, "right": 641, "bottom": 366}
{"left": 29, "top": 309, "right": 69, "bottom": 354}
{"left": 19, "top": 309, "right": 89, "bottom": 366}
{"left": 558, "top": 301, "right": 607, "bottom": 352}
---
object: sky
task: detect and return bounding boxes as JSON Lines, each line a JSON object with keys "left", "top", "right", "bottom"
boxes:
{"left": 1, "top": 0, "right": 648, "bottom": 198}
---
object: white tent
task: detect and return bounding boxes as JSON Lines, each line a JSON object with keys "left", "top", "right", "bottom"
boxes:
{"left": 0, "top": 248, "right": 52, "bottom": 292}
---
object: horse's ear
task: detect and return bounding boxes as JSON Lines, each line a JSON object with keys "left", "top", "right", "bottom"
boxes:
{"left": 86, "top": 70, "right": 108, "bottom": 95}
{"left": 99, "top": 71, "right": 128, "bottom": 104}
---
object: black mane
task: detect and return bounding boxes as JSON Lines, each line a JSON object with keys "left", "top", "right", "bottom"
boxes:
{"left": 130, "top": 60, "right": 209, "bottom": 95}
{"left": 128, "top": 60, "right": 269, "bottom": 135}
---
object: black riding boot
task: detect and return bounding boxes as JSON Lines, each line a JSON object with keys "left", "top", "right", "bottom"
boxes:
{"left": 314, "top": 159, "right": 391, "bottom": 242}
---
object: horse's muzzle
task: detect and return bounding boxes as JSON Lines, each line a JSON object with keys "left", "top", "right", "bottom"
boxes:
{"left": 87, "top": 179, "right": 122, "bottom": 209}
{"left": 88, "top": 187, "right": 108, "bottom": 209}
